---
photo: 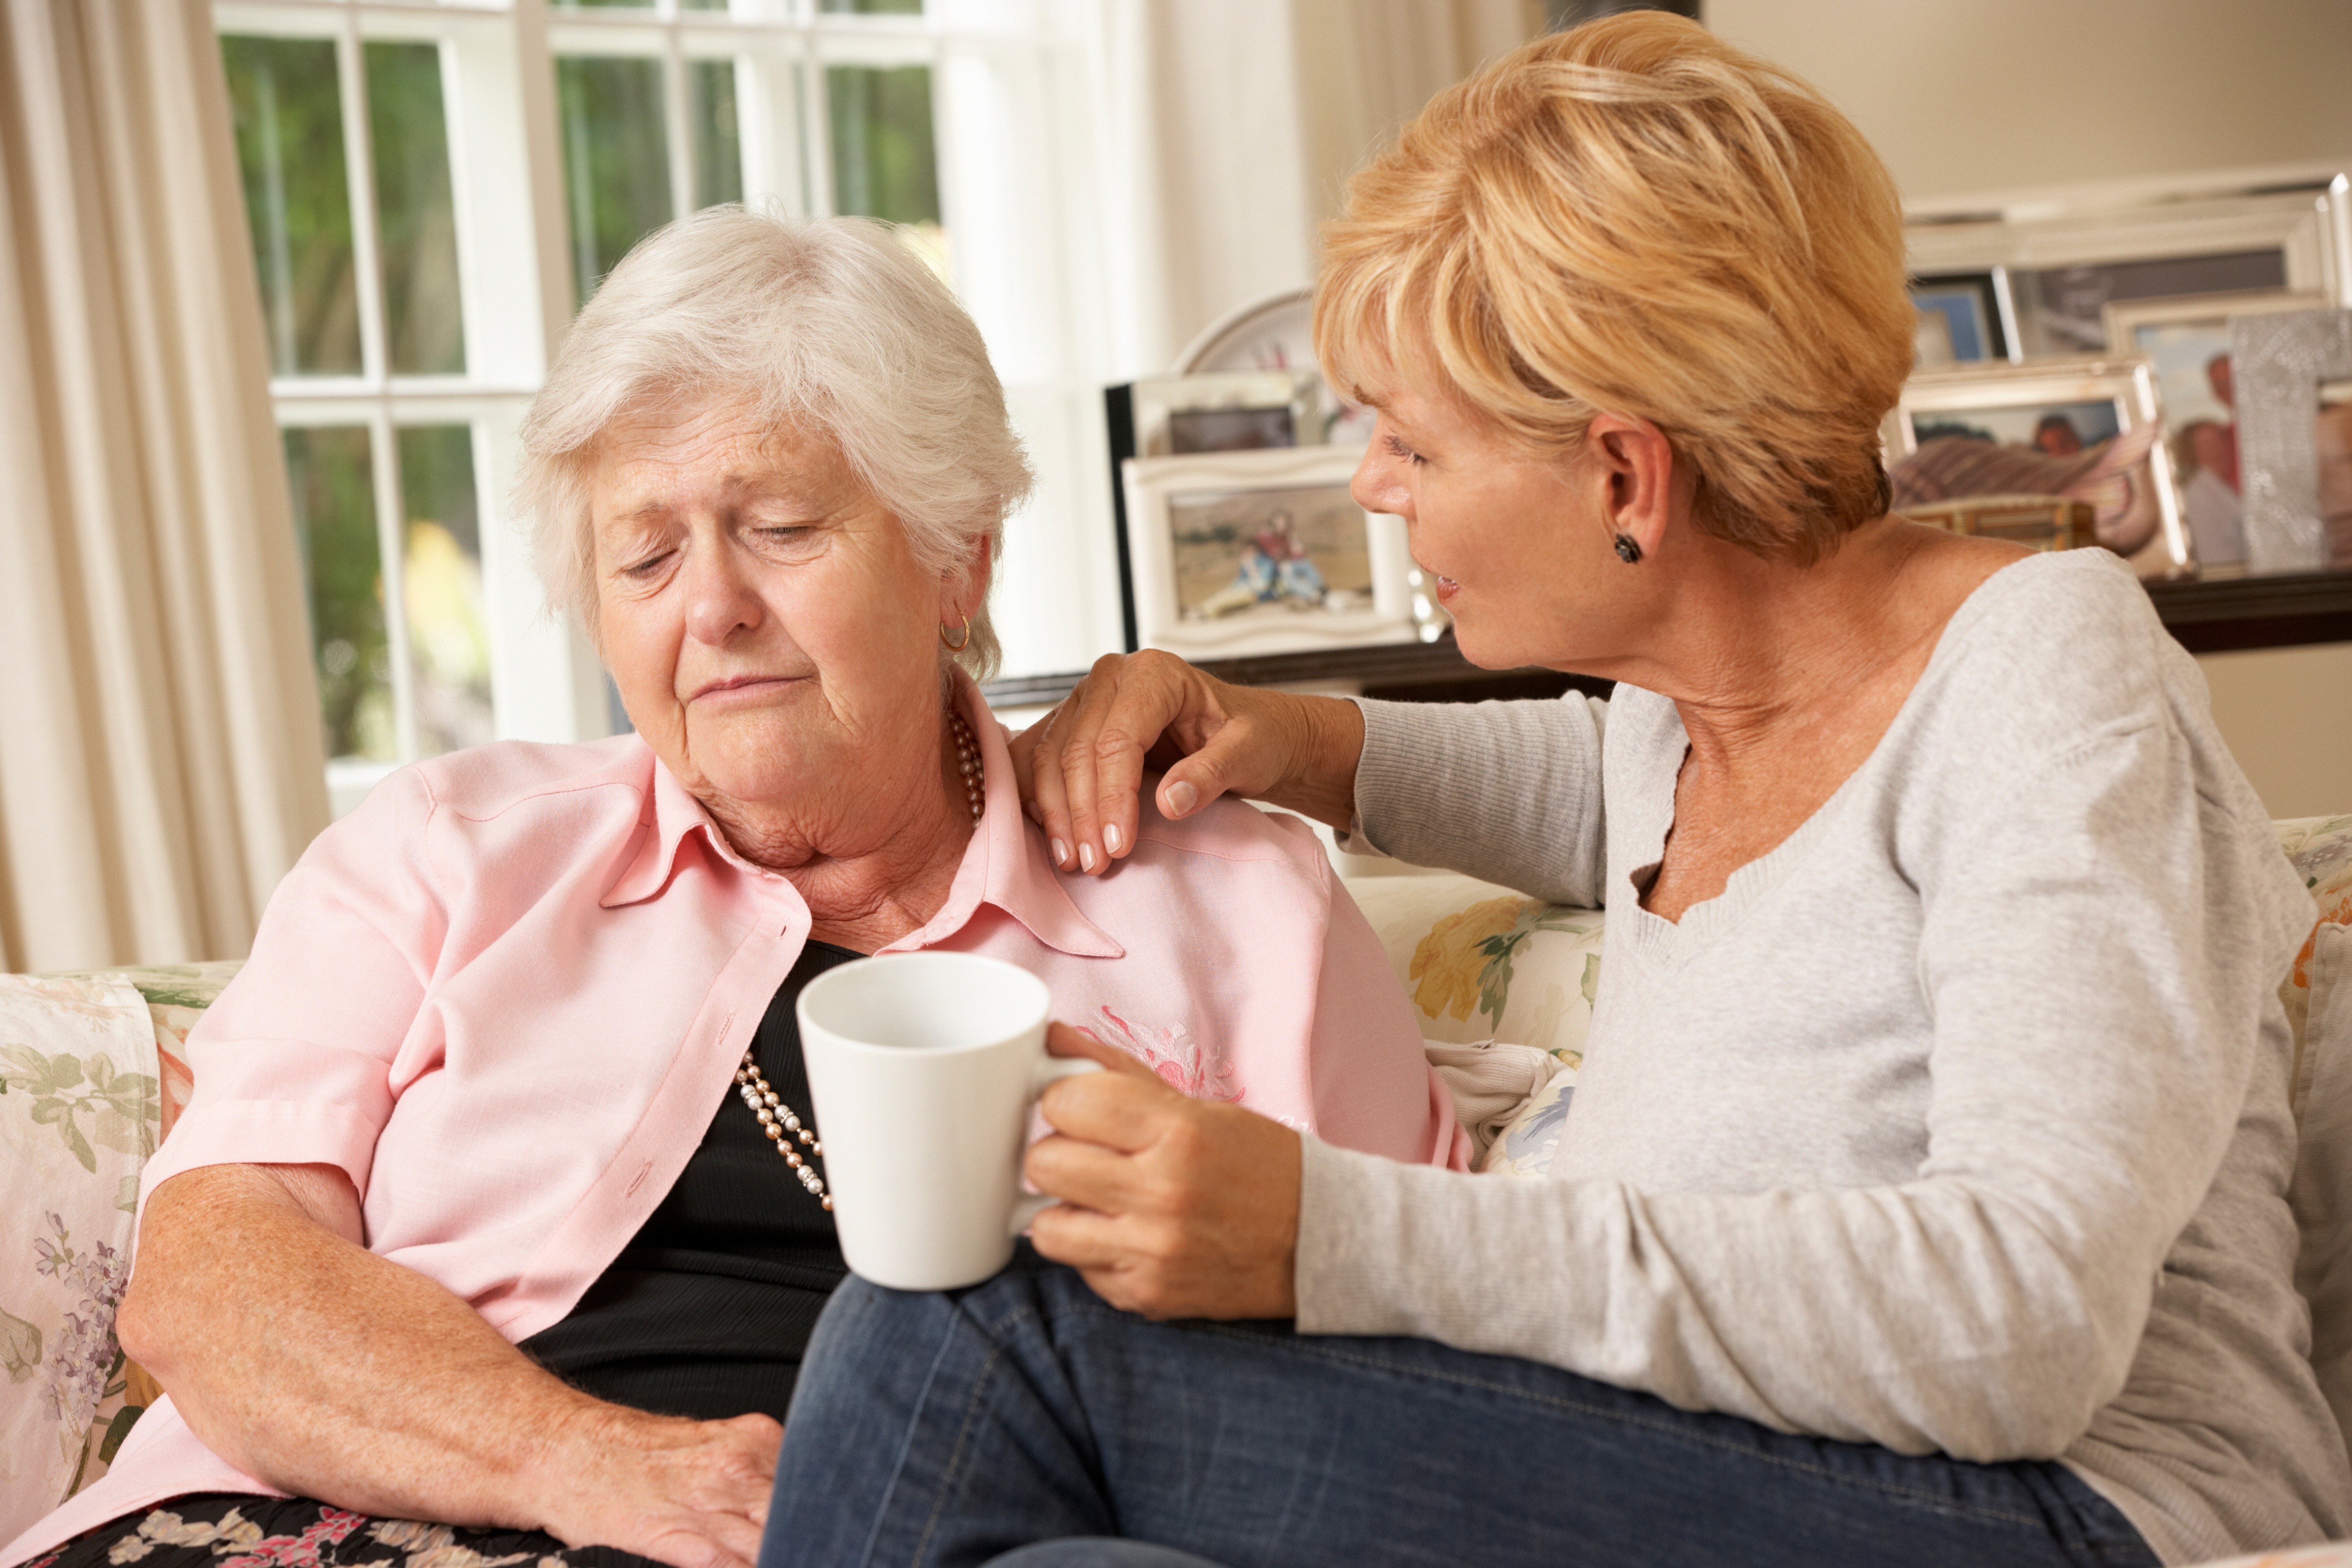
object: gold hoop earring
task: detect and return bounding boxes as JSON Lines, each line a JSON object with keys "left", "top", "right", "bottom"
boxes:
{"left": 939, "top": 615, "right": 972, "bottom": 653}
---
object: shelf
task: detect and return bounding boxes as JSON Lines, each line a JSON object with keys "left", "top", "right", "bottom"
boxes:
{"left": 2142, "top": 568, "right": 2352, "bottom": 653}
{"left": 983, "top": 568, "right": 2352, "bottom": 710}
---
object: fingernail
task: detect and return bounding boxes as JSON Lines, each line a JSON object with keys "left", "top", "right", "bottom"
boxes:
{"left": 1165, "top": 780, "right": 1197, "bottom": 817}
{"left": 1052, "top": 838, "right": 1069, "bottom": 866}
{"left": 1079, "top": 842, "right": 1097, "bottom": 872}
{"left": 1103, "top": 823, "right": 1123, "bottom": 854}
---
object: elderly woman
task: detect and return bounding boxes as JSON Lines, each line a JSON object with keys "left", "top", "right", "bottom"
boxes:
{"left": 762, "top": 17, "right": 2351, "bottom": 1568}
{"left": 0, "top": 212, "right": 1465, "bottom": 1568}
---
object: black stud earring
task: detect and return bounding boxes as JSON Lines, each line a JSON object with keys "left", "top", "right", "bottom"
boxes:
{"left": 1613, "top": 534, "right": 1643, "bottom": 564}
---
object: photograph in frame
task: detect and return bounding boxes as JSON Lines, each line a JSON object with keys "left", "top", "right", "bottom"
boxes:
{"left": 2103, "top": 291, "right": 2325, "bottom": 567}
{"left": 1884, "top": 358, "right": 2189, "bottom": 577}
{"left": 1121, "top": 447, "right": 1418, "bottom": 661}
{"left": 1910, "top": 270, "right": 2013, "bottom": 364}
{"left": 1128, "top": 370, "right": 1321, "bottom": 457}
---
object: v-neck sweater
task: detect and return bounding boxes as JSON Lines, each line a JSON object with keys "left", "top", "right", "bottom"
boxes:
{"left": 1298, "top": 549, "right": 2350, "bottom": 1564}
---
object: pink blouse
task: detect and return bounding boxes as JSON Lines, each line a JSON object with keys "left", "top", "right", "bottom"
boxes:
{"left": 5, "top": 678, "right": 1466, "bottom": 1565}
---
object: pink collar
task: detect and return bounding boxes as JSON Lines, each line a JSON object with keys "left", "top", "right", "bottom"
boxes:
{"left": 599, "top": 672, "right": 1121, "bottom": 962}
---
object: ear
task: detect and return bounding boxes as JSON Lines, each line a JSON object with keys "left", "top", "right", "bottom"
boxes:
{"left": 940, "top": 533, "right": 993, "bottom": 626}
{"left": 1584, "top": 414, "right": 1680, "bottom": 561}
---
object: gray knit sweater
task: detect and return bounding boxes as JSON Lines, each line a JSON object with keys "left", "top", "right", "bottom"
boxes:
{"left": 1300, "top": 549, "right": 2351, "bottom": 1564}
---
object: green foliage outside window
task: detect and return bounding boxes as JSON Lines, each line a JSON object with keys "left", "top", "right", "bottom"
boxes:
{"left": 221, "top": 35, "right": 360, "bottom": 377}
{"left": 691, "top": 60, "right": 744, "bottom": 210}
{"left": 367, "top": 42, "right": 466, "bottom": 376}
{"left": 827, "top": 64, "right": 939, "bottom": 227}
{"left": 397, "top": 426, "right": 495, "bottom": 757}
{"left": 282, "top": 426, "right": 392, "bottom": 761}
{"left": 557, "top": 55, "right": 673, "bottom": 306}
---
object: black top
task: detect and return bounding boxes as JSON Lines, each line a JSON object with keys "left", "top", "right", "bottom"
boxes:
{"left": 518, "top": 941, "right": 861, "bottom": 1422}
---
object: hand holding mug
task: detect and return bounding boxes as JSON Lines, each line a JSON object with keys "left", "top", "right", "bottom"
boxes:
{"left": 1021, "top": 1022, "right": 1303, "bottom": 1322}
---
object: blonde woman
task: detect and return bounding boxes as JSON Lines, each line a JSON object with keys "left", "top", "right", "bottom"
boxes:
{"left": 761, "top": 16, "right": 2347, "bottom": 1568}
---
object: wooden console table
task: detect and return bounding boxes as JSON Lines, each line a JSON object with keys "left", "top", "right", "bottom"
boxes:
{"left": 983, "top": 568, "right": 2352, "bottom": 711}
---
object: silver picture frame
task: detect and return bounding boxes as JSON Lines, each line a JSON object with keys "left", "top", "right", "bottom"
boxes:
{"left": 1120, "top": 447, "right": 1419, "bottom": 662}
{"left": 1883, "top": 356, "right": 2190, "bottom": 576}
{"left": 2233, "top": 307, "right": 2352, "bottom": 573}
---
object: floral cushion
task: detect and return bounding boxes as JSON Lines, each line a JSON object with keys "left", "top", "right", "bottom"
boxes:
{"left": 2281, "top": 816, "right": 2352, "bottom": 1114}
{"left": 0, "top": 975, "right": 161, "bottom": 1544}
{"left": 2191, "top": 1550, "right": 2352, "bottom": 1568}
{"left": 1346, "top": 875, "right": 1594, "bottom": 1176}
{"left": 2279, "top": 818, "right": 2352, "bottom": 1457}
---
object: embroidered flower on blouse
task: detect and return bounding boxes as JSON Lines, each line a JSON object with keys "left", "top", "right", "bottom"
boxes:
{"left": 1085, "top": 1007, "right": 1241, "bottom": 1102}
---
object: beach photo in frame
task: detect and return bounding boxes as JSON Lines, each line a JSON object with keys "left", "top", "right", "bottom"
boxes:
{"left": 1883, "top": 357, "right": 2190, "bottom": 576}
{"left": 1120, "top": 446, "right": 1418, "bottom": 661}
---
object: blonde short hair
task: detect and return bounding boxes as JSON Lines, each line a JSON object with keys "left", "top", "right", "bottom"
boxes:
{"left": 1316, "top": 13, "right": 1914, "bottom": 563}
{"left": 516, "top": 208, "right": 1032, "bottom": 680}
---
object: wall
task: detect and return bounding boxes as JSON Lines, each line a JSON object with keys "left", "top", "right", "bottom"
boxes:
{"left": 1707, "top": 0, "right": 2352, "bottom": 817}
{"left": 1705, "top": 0, "right": 2352, "bottom": 205}
{"left": 2199, "top": 642, "right": 2352, "bottom": 818}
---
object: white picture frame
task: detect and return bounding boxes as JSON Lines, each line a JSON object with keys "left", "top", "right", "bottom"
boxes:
{"left": 2104, "top": 289, "right": 2327, "bottom": 420}
{"left": 1120, "top": 447, "right": 1418, "bottom": 661}
{"left": 1884, "top": 356, "right": 2191, "bottom": 576}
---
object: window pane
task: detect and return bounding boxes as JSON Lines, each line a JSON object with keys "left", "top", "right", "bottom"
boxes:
{"left": 398, "top": 426, "right": 495, "bottom": 757}
{"left": 822, "top": 0, "right": 923, "bottom": 14}
{"left": 557, "top": 55, "right": 674, "bottom": 305}
{"left": 826, "top": 64, "right": 939, "bottom": 226}
{"left": 282, "top": 426, "right": 393, "bottom": 761}
{"left": 222, "top": 36, "right": 360, "bottom": 377}
{"left": 691, "top": 60, "right": 743, "bottom": 209}
{"left": 367, "top": 42, "right": 466, "bottom": 376}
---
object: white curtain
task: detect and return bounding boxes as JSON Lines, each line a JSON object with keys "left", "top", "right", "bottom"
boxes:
{"left": 1089, "top": 0, "right": 1537, "bottom": 375}
{"left": 0, "top": 0, "right": 328, "bottom": 973}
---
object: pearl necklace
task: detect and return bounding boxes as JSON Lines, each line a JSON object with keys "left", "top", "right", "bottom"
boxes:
{"left": 738, "top": 710, "right": 987, "bottom": 1210}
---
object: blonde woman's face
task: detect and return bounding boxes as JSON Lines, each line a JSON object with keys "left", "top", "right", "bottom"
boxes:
{"left": 1350, "top": 380, "right": 1627, "bottom": 672}
{"left": 589, "top": 401, "right": 963, "bottom": 821}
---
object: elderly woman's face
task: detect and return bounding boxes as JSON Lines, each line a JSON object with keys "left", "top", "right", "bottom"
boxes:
{"left": 589, "top": 401, "right": 963, "bottom": 814}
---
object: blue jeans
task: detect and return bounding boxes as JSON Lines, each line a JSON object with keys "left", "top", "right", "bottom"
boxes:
{"left": 762, "top": 1247, "right": 2158, "bottom": 1568}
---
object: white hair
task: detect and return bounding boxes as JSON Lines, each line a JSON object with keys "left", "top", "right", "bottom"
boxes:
{"left": 515, "top": 207, "right": 1033, "bottom": 681}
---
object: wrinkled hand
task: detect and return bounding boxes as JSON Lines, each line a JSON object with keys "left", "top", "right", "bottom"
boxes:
{"left": 531, "top": 1402, "right": 782, "bottom": 1568}
{"left": 1023, "top": 1023, "right": 1302, "bottom": 1320}
{"left": 1009, "top": 651, "right": 1328, "bottom": 877}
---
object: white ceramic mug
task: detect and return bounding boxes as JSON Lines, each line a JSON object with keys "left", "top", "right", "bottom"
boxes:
{"left": 796, "top": 950, "right": 1101, "bottom": 1291}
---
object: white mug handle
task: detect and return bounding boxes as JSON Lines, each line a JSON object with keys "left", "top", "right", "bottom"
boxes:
{"left": 1008, "top": 1055, "right": 1105, "bottom": 1234}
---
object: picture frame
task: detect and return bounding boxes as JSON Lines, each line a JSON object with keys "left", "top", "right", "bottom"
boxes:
{"left": 2102, "top": 291, "right": 2324, "bottom": 568}
{"left": 2103, "top": 289, "right": 2325, "bottom": 424}
{"left": 1910, "top": 269, "right": 2017, "bottom": 364}
{"left": 1120, "top": 446, "right": 1419, "bottom": 661}
{"left": 1903, "top": 169, "right": 2350, "bottom": 359}
{"left": 1884, "top": 356, "right": 2190, "bottom": 576}
{"left": 2232, "top": 306, "right": 2352, "bottom": 572}
{"left": 1127, "top": 370, "right": 1322, "bottom": 457}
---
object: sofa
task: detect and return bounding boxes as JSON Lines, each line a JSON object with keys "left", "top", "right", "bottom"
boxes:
{"left": 2, "top": 818, "right": 2348, "bottom": 1566}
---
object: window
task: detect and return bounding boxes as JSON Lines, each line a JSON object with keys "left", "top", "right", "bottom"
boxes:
{"left": 217, "top": 0, "right": 1121, "bottom": 817}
